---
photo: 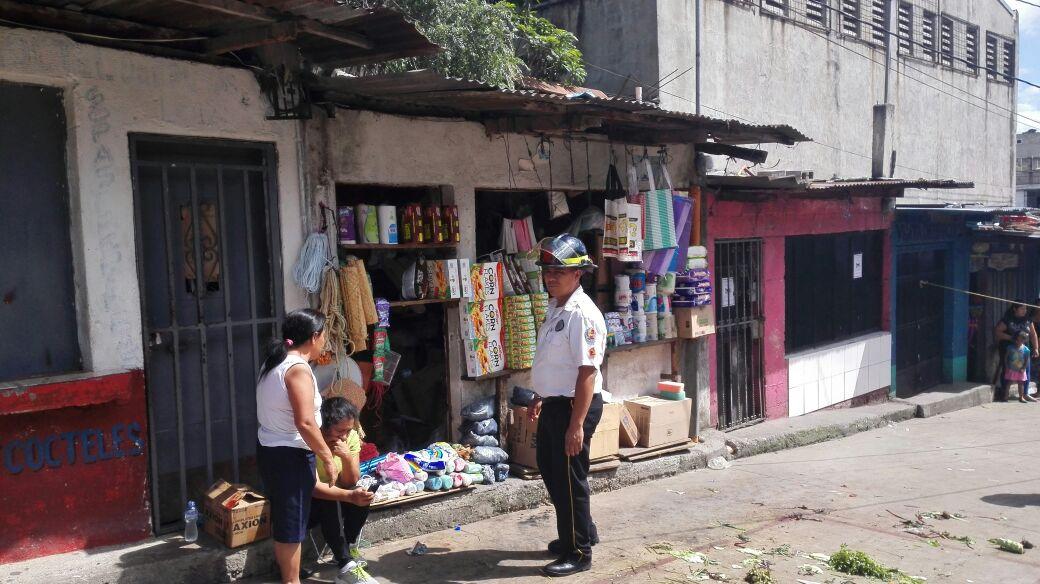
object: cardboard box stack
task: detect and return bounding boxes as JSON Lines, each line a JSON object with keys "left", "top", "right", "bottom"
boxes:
{"left": 461, "top": 262, "right": 506, "bottom": 377}
{"left": 503, "top": 294, "right": 537, "bottom": 370}
{"left": 508, "top": 402, "right": 622, "bottom": 469}
{"left": 623, "top": 396, "right": 692, "bottom": 448}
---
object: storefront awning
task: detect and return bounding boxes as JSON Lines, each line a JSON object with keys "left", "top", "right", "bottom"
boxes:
{"left": 305, "top": 70, "right": 811, "bottom": 146}
{"left": 1, "top": 0, "right": 438, "bottom": 68}
{"left": 704, "top": 175, "right": 975, "bottom": 199}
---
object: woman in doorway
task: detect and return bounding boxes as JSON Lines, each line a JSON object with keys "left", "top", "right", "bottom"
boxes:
{"left": 993, "top": 302, "right": 1039, "bottom": 401}
{"left": 309, "top": 397, "right": 377, "bottom": 584}
{"left": 257, "top": 308, "right": 340, "bottom": 584}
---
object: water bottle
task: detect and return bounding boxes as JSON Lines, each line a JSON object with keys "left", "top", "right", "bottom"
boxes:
{"left": 183, "top": 500, "right": 199, "bottom": 543}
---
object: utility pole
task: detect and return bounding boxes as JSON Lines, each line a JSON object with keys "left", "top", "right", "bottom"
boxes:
{"left": 872, "top": 0, "right": 898, "bottom": 178}
{"left": 695, "top": 0, "right": 701, "bottom": 115}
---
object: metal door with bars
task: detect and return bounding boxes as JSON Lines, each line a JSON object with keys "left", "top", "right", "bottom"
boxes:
{"left": 131, "top": 136, "right": 283, "bottom": 532}
{"left": 715, "top": 239, "right": 765, "bottom": 430}
{"left": 894, "top": 249, "right": 946, "bottom": 397}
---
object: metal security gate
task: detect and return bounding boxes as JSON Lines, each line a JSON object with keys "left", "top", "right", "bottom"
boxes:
{"left": 895, "top": 249, "right": 946, "bottom": 397}
{"left": 715, "top": 239, "right": 765, "bottom": 430}
{"left": 131, "top": 136, "right": 283, "bottom": 532}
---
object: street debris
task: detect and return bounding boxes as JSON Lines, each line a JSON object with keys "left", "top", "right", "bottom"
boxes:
{"left": 889, "top": 509, "right": 974, "bottom": 547}
{"left": 737, "top": 533, "right": 752, "bottom": 543}
{"left": 708, "top": 456, "right": 732, "bottom": 470}
{"left": 1022, "top": 540, "right": 1034, "bottom": 549}
{"left": 920, "top": 510, "right": 966, "bottom": 521}
{"left": 743, "top": 565, "right": 775, "bottom": 583}
{"left": 828, "top": 545, "right": 924, "bottom": 584}
{"left": 667, "top": 489, "right": 687, "bottom": 496}
{"left": 989, "top": 538, "right": 1025, "bottom": 554}
{"left": 767, "top": 544, "right": 793, "bottom": 557}
{"left": 737, "top": 548, "right": 764, "bottom": 557}
{"left": 690, "top": 568, "right": 731, "bottom": 581}
{"left": 647, "top": 542, "right": 710, "bottom": 564}
{"left": 797, "top": 564, "right": 823, "bottom": 576}
{"left": 406, "top": 541, "right": 428, "bottom": 556}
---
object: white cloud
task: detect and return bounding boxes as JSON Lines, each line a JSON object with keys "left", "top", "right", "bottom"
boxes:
{"left": 1020, "top": 5, "right": 1040, "bottom": 35}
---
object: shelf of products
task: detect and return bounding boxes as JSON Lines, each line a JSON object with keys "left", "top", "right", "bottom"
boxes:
{"left": 389, "top": 298, "right": 460, "bottom": 309}
{"left": 606, "top": 337, "right": 682, "bottom": 355}
{"left": 340, "top": 242, "right": 457, "bottom": 251}
{"left": 462, "top": 367, "right": 529, "bottom": 382}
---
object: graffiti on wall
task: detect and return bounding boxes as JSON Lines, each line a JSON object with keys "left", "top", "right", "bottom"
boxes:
{"left": 1, "top": 422, "right": 143, "bottom": 475}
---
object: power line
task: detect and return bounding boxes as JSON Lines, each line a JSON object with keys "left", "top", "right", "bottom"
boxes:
{"left": 1011, "top": 0, "right": 1040, "bottom": 10}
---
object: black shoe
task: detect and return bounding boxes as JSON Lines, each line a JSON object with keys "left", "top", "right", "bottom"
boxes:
{"left": 547, "top": 533, "right": 600, "bottom": 555}
{"left": 542, "top": 553, "right": 592, "bottom": 577}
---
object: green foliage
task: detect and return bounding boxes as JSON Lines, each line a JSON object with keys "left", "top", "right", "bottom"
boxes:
{"left": 828, "top": 545, "right": 925, "bottom": 584}
{"left": 340, "top": 0, "right": 585, "bottom": 87}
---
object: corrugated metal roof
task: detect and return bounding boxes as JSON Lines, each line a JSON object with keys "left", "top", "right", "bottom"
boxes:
{"left": 703, "top": 175, "right": 975, "bottom": 198}
{"left": 308, "top": 70, "right": 811, "bottom": 146}
{"left": 4, "top": 1, "right": 438, "bottom": 67}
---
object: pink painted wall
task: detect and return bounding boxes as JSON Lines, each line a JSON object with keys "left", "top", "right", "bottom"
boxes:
{"left": 706, "top": 194, "right": 892, "bottom": 427}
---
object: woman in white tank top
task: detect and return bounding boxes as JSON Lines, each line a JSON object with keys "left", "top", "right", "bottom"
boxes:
{"left": 256, "top": 308, "right": 338, "bottom": 584}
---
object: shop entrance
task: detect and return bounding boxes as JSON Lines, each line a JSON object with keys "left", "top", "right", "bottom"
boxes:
{"left": 714, "top": 239, "right": 765, "bottom": 430}
{"left": 894, "top": 249, "right": 946, "bottom": 397}
{"left": 131, "top": 136, "right": 282, "bottom": 533}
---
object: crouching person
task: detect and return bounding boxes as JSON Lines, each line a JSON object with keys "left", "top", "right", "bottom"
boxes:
{"left": 310, "top": 397, "right": 377, "bottom": 584}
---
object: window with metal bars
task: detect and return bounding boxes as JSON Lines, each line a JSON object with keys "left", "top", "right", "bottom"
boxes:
{"left": 1002, "top": 39, "right": 1015, "bottom": 82}
{"left": 805, "top": 0, "right": 827, "bottom": 26}
{"left": 841, "top": 0, "right": 861, "bottom": 37}
{"left": 921, "top": 10, "right": 937, "bottom": 60}
{"left": 758, "top": 0, "right": 829, "bottom": 29}
{"left": 762, "top": 0, "right": 787, "bottom": 16}
{"left": 939, "top": 16, "right": 953, "bottom": 67}
{"left": 869, "top": 0, "right": 887, "bottom": 45}
{"left": 897, "top": 2, "right": 912, "bottom": 54}
{"left": 966, "top": 25, "right": 979, "bottom": 72}
{"left": 986, "top": 33, "right": 998, "bottom": 80}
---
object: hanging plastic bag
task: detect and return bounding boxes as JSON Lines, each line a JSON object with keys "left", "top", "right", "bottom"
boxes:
{"left": 602, "top": 164, "right": 626, "bottom": 259}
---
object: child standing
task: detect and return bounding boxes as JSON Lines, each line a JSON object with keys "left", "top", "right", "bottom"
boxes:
{"left": 1005, "top": 331, "right": 1036, "bottom": 403}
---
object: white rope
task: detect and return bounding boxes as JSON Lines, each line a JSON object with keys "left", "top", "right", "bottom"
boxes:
{"left": 293, "top": 232, "right": 332, "bottom": 293}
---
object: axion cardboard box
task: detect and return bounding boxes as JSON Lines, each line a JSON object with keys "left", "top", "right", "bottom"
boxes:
{"left": 623, "top": 396, "right": 692, "bottom": 448}
{"left": 201, "top": 480, "right": 271, "bottom": 548}
{"left": 508, "top": 402, "right": 622, "bottom": 469}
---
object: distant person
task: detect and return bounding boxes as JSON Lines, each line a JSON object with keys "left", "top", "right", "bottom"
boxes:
{"left": 1031, "top": 302, "right": 1040, "bottom": 386}
{"left": 309, "top": 397, "right": 377, "bottom": 584}
{"left": 993, "top": 302, "right": 1038, "bottom": 401}
{"left": 1005, "top": 331, "right": 1034, "bottom": 403}
{"left": 256, "top": 309, "right": 339, "bottom": 584}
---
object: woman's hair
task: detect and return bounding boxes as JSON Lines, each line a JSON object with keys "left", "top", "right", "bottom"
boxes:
{"left": 258, "top": 308, "right": 326, "bottom": 379}
{"left": 1003, "top": 301, "right": 1028, "bottom": 322}
{"left": 320, "top": 397, "right": 359, "bottom": 430}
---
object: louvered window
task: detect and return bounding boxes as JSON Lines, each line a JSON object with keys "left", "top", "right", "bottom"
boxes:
{"left": 870, "top": 0, "right": 888, "bottom": 45}
{"left": 762, "top": 0, "right": 786, "bottom": 16}
{"left": 965, "top": 25, "right": 978, "bottom": 72}
{"left": 939, "top": 16, "right": 953, "bottom": 67}
{"left": 986, "top": 33, "right": 999, "bottom": 80}
{"left": 921, "top": 10, "right": 936, "bottom": 60}
{"left": 1002, "top": 39, "right": 1015, "bottom": 81}
{"left": 841, "top": 0, "right": 861, "bottom": 36}
{"left": 897, "top": 3, "right": 912, "bottom": 54}
{"left": 805, "top": 0, "right": 828, "bottom": 26}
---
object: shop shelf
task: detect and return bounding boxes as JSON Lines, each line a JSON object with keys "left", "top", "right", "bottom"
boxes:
{"left": 339, "top": 242, "right": 457, "bottom": 251}
{"left": 389, "top": 298, "right": 460, "bottom": 309}
{"left": 605, "top": 337, "right": 682, "bottom": 354}
{"left": 462, "top": 367, "right": 529, "bottom": 382}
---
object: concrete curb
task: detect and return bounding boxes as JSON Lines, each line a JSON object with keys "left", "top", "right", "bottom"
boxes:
{"left": 724, "top": 402, "right": 917, "bottom": 459}
{"left": 892, "top": 383, "right": 993, "bottom": 418}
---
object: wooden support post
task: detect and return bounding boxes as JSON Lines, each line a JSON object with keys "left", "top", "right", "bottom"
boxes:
{"left": 496, "top": 376, "right": 510, "bottom": 445}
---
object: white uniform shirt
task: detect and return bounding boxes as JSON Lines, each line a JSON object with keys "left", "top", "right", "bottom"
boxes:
{"left": 257, "top": 354, "right": 322, "bottom": 449}
{"left": 531, "top": 286, "right": 608, "bottom": 398}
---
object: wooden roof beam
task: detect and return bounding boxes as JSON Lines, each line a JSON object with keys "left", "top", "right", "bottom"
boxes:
{"left": 205, "top": 20, "right": 300, "bottom": 54}
{"left": 0, "top": 0, "right": 190, "bottom": 39}
{"left": 695, "top": 142, "right": 768, "bottom": 164}
{"left": 297, "top": 20, "right": 371, "bottom": 50}
{"left": 167, "top": 0, "right": 277, "bottom": 23}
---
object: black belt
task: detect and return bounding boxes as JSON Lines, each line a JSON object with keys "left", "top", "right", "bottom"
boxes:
{"left": 541, "top": 396, "right": 573, "bottom": 405}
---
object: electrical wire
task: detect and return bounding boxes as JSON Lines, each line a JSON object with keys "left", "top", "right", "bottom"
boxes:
{"left": 1011, "top": 0, "right": 1040, "bottom": 10}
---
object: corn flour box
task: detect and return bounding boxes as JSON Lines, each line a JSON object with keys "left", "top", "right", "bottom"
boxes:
{"left": 470, "top": 262, "right": 504, "bottom": 301}
{"left": 463, "top": 332, "right": 506, "bottom": 377}
{"left": 461, "top": 299, "right": 504, "bottom": 339}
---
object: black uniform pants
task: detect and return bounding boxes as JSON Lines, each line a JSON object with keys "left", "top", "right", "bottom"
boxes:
{"left": 536, "top": 393, "right": 603, "bottom": 557}
{"left": 308, "top": 497, "right": 369, "bottom": 566}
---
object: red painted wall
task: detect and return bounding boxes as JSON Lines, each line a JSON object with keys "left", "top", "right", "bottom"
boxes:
{"left": 706, "top": 194, "right": 892, "bottom": 427}
{"left": 0, "top": 371, "right": 151, "bottom": 563}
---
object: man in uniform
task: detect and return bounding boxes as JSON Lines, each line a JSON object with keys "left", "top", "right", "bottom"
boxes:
{"left": 528, "top": 234, "right": 607, "bottom": 577}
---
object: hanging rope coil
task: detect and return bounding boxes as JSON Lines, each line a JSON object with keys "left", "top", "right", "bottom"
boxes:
{"left": 293, "top": 232, "right": 332, "bottom": 293}
{"left": 319, "top": 266, "right": 350, "bottom": 361}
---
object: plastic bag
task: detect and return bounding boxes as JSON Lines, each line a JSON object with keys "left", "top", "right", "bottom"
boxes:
{"left": 462, "top": 433, "right": 500, "bottom": 448}
{"left": 511, "top": 386, "right": 537, "bottom": 407}
{"left": 460, "top": 418, "right": 498, "bottom": 436}
{"left": 376, "top": 452, "right": 415, "bottom": 483}
{"left": 471, "top": 446, "right": 509, "bottom": 465}
{"left": 404, "top": 443, "right": 458, "bottom": 472}
{"left": 461, "top": 396, "right": 495, "bottom": 422}
{"left": 494, "top": 463, "right": 509, "bottom": 482}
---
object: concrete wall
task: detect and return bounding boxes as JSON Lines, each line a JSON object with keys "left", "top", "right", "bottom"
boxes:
{"left": 0, "top": 27, "right": 307, "bottom": 375}
{"left": 310, "top": 109, "right": 699, "bottom": 426}
{"left": 540, "top": 0, "right": 1018, "bottom": 206}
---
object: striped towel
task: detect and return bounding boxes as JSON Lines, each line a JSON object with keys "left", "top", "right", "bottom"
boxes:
{"left": 643, "top": 194, "right": 692, "bottom": 275}
{"left": 642, "top": 189, "right": 677, "bottom": 250}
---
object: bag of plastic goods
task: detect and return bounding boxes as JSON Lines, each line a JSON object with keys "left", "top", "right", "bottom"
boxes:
{"left": 376, "top": 452, "right": 414, "bottom": 484}
{"left": 461, "top": 396, "right": 495, "bottom": 421}
{"left": 404, "top": 443, "right": 458, "bottom": 472}
{"left": 461, "top": 432, "right": 499, "bottom": 448}
{"left": 471, "top": 446, "right": 509, "bottom": 465}
{"left": 510, "top": 386, "right": 537, "bottom": 407}
{"left": 494, "top": 463, "right": 509, "bottom": 482}
{"left": 459, "top": 418, "right": 498, "bottom": 436}
{"left": 481, "top": 465, "right": 496, "bottom": 485}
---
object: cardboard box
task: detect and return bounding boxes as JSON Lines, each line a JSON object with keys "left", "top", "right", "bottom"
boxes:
{"left": 460, "top": 299, "right": 504, "bottom": 339}
{"left": 675, "top": 306, "right": 716, "bottom": 339}
{"left": 619, "top": 405, "right": 641, "bottom": 448}
{"left": 508, "top": 402, "right": 622, "bottom": 469}
{"left": 459, "top": 258, "right": 473, "bottom": 298}
{"left": 623, "top": 397, "right": 692, "bottom": 448}
{"left": 470, "top": 262, "right": 503, "bottom": 301}
{"left": 447, "top": 259, "right": 462, "bottom": 299}
{"left": 462, "top": 332, "right": 505, "bottom": 377}
{"left": 201, "top": 480, "right": 271, "bottom": 548}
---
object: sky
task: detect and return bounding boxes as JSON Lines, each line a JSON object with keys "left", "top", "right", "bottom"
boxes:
{"left": 1017, "top": 1, "right": 1040, "bottom": 133}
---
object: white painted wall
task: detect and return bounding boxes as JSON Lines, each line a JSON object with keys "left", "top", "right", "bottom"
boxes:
{"left": 0, "top": 28, "right": 307, "bottom": 374}
{"left": 787, "top": 332, "right": 892, "bottom": 416}
{"left": 314, "top": 110, "right": 694, "bottom": 417}
{"left": 542, "top": 0, "right": 1018, "bottom": 206}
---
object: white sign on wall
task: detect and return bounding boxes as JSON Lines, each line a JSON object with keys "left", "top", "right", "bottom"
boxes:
{"left": 853, "top": 253, "right": 863, "bottom": 279}
{"left": 721, "top": 277, "right": 735, "bottom": 308}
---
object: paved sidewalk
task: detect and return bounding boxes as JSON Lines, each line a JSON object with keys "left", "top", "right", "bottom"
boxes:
{"left": 273, "top": 402, "right": 1040, "bottom": 584}
{"left": 2, "top": 384, "right": 998, "bottom": 583}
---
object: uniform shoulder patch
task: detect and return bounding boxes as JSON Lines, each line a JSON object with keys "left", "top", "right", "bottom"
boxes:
{"left": 584, "top": 326, "right": 596, "bottom": 345}
{"left": 587, "top": 346, "right": 597, "bottom": 360}
{"left": 555, "top": 320, "right": 566, "bottom": 332}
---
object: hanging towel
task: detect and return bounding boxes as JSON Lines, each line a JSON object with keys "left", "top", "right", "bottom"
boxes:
{"left": 643, "top": 193, "right": 692, "bottom": 275}
{"left": 643, "top": 189, "right": 677, "bottom": 250}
